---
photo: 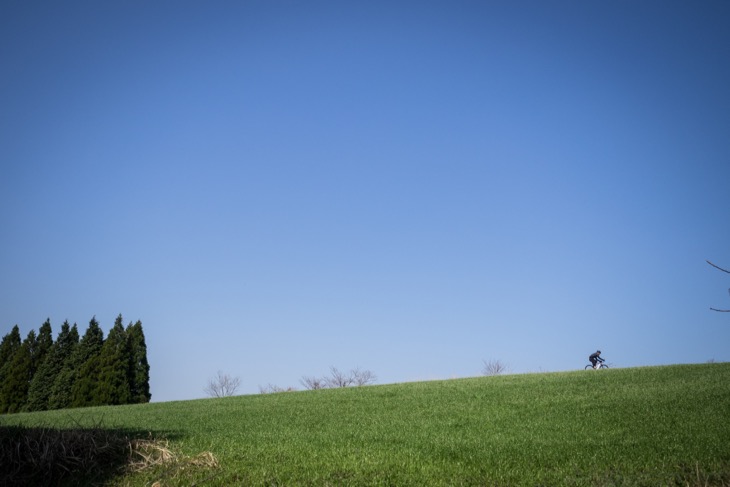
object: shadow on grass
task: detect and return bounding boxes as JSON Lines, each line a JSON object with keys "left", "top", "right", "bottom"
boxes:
{"left": 0, "top": 424, "right": 186, "bottom": 486}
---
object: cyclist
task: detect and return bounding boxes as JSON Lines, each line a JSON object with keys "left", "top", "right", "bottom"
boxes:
{"left": 589, "top": 350, "right": 605, "bottom": 369}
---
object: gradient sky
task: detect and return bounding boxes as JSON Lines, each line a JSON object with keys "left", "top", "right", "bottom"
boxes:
{"left": 2, "top": 1, "right": 729, "bottom": 403}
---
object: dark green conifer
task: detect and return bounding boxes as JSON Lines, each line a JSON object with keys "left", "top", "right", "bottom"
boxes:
{"left": 0, "top": 326, "right": 23, "bottom": 412}
{"left": 127, "top": 320, "right": 151, "bottom": 403}
{"left": 32, "top": 319, "right": 54, "bottom": 378}
{"left": 47, "top": 323, "right": 80, "bottom": 410}
{"left": 66, "top": 318, "right": 105, "bottom": 408}
{"left": 93, "top": 314, "right": 132, "bottom": 405}
{"left": 0, "top": 325, "right": 22, "bottom": 382}
{"left": 71, "top": 354, "right": 102, "bottom": 407}
{"left": 0, "top": 330, "right": 36, "bottom": 413}
{"left": 27, "top": 321, "right": 77, "bottom": 412}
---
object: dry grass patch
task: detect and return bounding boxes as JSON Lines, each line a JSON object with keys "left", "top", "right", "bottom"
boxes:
{"left": 128, "top": 437, "right": 219, "bottom": 485}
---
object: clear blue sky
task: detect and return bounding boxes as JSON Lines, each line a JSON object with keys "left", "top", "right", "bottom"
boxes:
{"left": 2, "top": 1, "right": 729, "bottom": 402}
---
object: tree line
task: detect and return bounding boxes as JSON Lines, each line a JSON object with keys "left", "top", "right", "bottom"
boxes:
{"left": 0, "top": 314, "right": 150, "bottom": 414}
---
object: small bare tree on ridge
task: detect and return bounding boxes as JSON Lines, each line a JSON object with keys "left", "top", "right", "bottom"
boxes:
{"left": 482, "top": 359, "right": 508, "bottom": 376}
{"left": 259, "top": 383, "right": 297, "bottom": 394}
{"left": 204, "top": 370, "right": 242, "bottom": 398}
{"left": 326, "top": 366, "right": 354, "bottom": 388}
{"left": 300, "top": 366, "right": 377, "bottom": 390}
{"left": 350, "top": 366, "right": 377, "bottom": 386}
{"left": 300, "top": 375, "right": 328, "bottom": 390}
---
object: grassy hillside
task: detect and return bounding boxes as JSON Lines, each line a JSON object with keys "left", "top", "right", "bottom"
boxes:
{"left": 1, "top": 363, "right": 729, "bottom": 486}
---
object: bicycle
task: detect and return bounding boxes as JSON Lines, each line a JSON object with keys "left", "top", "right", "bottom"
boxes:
{"left": 585, "top": 362, "right": 608, "bottom": 370}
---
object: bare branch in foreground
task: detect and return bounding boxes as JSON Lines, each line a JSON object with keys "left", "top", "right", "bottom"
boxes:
{"left": 707, "top": 260, "right": 730, "bottom": 274}
{"left": 707, "top": 260, "right": 730, "bottom": 312}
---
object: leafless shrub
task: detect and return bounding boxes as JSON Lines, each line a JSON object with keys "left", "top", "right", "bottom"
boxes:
{"left": 482, "top": 359, "right": 508, "bottom": 376}
{"left": 350, "top": 366, "right": 377, "bottom": 386}
{"left": 204, "top": 370, "right": 242, "bottom": 398}
{"left": 326, "top": 366, "right": 354, "bottom": 388}
{"left": 300, "top": 375, "right": 328, "bottom": 390}
{"left": 258, "top": 383, "right": 297, "bottom": 394}
{"left": 300, "top": 367, "right": 377, "bottom": 390}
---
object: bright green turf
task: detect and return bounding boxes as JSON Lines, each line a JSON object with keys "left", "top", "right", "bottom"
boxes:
{"left": 2, "top": 363, "right": 729, "bottom": 486}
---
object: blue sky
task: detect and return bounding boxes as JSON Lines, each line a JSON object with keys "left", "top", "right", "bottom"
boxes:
{"left": 2, "top": 1, "right": 729, "bottom": 402}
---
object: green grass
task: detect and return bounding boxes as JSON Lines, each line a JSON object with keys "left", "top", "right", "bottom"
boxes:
{"left": 2, "top": 363, "right": 729, "bottom": 486}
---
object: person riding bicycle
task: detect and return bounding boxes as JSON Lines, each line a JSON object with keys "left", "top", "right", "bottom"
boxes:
{"left": 589, "top": 350, "right": 605, "bottom": 369}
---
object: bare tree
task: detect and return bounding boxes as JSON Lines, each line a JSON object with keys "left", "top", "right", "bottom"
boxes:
{"left": 325, "top": 366, "right": 353, "bottom": 388}
{"left": 482, "top": 359, "right": 508, "bottom": 376}
{"left": 707, "top": 260, "right": 730, "bottom": 312}
{"left": 300, "top": 366, "right": 377, "bottom": 390}
{"left": 300, "top": 375, "right": 328, "bottom": 390}
{"left": 259, "top": 383, "right": 296, "bottom": 394}
{"left": 350, "top": 366, "right": 377, "bottom": 386}
{"left": 204, "top": 370, "right": 242, "bottom": 398}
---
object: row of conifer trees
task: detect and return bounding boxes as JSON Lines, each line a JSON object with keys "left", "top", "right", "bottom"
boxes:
{"left": 0, "top": 314, "right": 150, "bottom": 414}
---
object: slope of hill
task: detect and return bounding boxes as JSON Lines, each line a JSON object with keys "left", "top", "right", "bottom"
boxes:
{"left": 2, "top": 363, "right": 729, "bottom": 486}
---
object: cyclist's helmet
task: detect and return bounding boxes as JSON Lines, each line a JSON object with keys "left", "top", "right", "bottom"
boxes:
{"left": 596, "top": 350, "right": 601, "bottom": 354}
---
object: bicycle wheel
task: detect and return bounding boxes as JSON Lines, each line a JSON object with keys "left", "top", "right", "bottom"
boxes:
{"left": 585, "top": 364, "right": 594, "bottom": 370}
{"left": 599, "top": 364, "right": 609, "bottom": 369}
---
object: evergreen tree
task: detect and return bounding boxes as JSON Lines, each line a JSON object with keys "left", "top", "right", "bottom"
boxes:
{"left": 6, "top": 314, "right": 151, "bottom": 411}
{"left": 0, "top": 330, "right": 36, "bottom": 413}
{"left": 64, "top": 318, "right": 104, "bottom": 409}
{"left": 32, "top": 319, "right": 54, "bottom": 379}
{"left": 47, "top": 323, "right": 80, "bottom": 410}
{"left": 0, "top": 325, "right": 22, "bottom": 381}
{"left": 27, "top": 321, "right": 77, "bottom": 412}
{"left": 127, "top": 320, "right": 151, "bottom": 403}
{"left": 0, "top": 326, "right": 23, "bottom": 413}
{"left": 93, "top": 314, "right": 131, "bottom": 405}
{"left": 71, "top": 354, "right": 102, "bottom": 407}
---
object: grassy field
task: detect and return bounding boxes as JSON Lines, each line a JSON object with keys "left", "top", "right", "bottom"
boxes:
{"left": 1, "top": 363, "right": 729, "bottom": 486}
